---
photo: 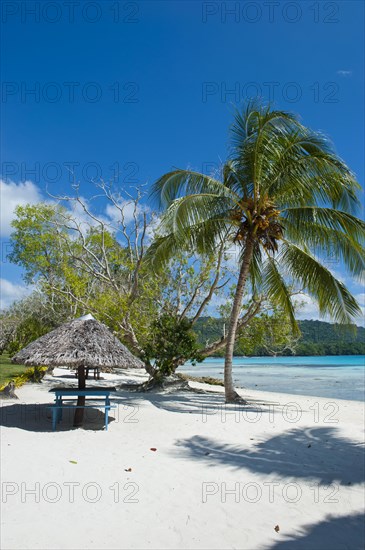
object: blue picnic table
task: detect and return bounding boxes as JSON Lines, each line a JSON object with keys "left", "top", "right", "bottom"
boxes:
{"left": 49, "top": 387, "right": 117, "bottom": 431}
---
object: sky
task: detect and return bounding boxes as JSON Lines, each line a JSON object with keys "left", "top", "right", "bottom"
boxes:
{"left": 1, "top": 0, "right": 364, "bottom": 322}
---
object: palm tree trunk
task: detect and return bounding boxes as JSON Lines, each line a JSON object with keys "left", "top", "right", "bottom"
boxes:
{"left": 224, "top": 237, "right": 254, "bottom": 403}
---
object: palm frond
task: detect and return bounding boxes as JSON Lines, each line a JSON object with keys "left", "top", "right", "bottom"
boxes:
{"left": 146, "top": 199, "right": 232, "bottom": 270}
{"left": 263, "top": 130, "right": 360, "bottom": 211}
{"left": 282, "top": 211, "right": 365, "bottom": 281}
{"left": 231, "top": 100, "right": 298, "bottom": 147}
{"left": 230, "top": 101, "right": 299, "bottom": 197}
{"left": 248, "top": 243, "right": 264, "bottom": 294}
{"left": 285, "top": 223, "right": 365, "bottom": 281}
{"left": 151, "top": 169, "right": 240, "bottom": 208}
{"left": 282, "top": 207, "right": 365, "bottom": 243}
{"left": 144, "top": 232, "right": 184, "bottom": 272}
{"left": 281, "top": 241, "right": 362, "bottom": 323}
{"left": 160, "top": 194, "right": 232, "bottom": 235}
{"left": 262, "top": 256, "right": 299, "bottom": 332}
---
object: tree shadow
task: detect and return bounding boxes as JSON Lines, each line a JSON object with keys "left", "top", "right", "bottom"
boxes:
{"left": 267, "top": 512, "right": 365, "bottom": 550}
{"left": 113, "top": 388, "right": 282, "bottom": 417}
{"left": 51, "top": 373, "right": 80, "bottom": 380}
{"left": 0, "top": 402, "right": 116, "bottom": 432}
{"left": 173, "top": 428, "right": 365, "bottom": 485}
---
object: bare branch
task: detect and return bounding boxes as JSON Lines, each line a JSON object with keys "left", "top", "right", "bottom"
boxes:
{"left": 199, "top": 297, "right": 263, "bottom": 356}
{"left": 191, "top": 242, "right": 226, "bottom": 325}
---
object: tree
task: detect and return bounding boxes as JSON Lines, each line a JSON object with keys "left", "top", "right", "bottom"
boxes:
{"left": 236, "top": 306, "right": 301, "bottom": 356}
{"left": 148, "top": 101, "right": 365, "bottom": 402}
{"left": 142, "top": 313, "right": 203, "bottom": 385}
{"left": 0, "top": 291, "right": 70, "bottom": 354}
{"left": 9, "top": 182, "right": 264, "bottom": 353}
{"left": 8, "top": 188, "right": 161, "bottom": 360}
{"left": 8, "top": 203, "right": 69, "bottom": 286}
{"left": 8, "top": 185, "right": 254, "bottom": 377}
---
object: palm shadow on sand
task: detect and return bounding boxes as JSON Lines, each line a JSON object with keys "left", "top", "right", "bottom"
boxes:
{"left": 174, "top": 428, "right": 365, "bottom": 548}
{"left": 116, "top": 388, "right": 287, "bottom": 417}
{"left": 173, "top": 427, "right": 365, "bottom": 485}
{"left": 267, "top": 512, "right": 365, "bottom": 550}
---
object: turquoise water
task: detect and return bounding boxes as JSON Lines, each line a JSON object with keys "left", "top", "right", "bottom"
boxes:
{"left": 180, "top": 355, "right": 365, "bottom": 401}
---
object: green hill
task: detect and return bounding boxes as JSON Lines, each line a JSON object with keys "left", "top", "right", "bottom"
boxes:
{"left": 193, "top": 318, "right": 365, "bottom": 357}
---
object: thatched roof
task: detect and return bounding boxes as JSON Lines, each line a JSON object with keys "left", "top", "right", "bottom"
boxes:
{"left": 11, "top": 314, "right": 144, "bottom": 369}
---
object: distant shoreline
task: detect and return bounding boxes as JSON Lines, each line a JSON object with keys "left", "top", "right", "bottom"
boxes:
{"left": 194, "top": 318, "right": 365, "bottom": 357}
{"left": 181, "top": 355, "right": 365, "bottom": 401}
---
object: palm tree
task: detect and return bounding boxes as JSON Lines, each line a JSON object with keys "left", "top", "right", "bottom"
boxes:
{"left": 148, "top": 101, "right": 365, "bottom": 402}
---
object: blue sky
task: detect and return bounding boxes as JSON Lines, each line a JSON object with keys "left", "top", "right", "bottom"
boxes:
{"left": 1, "top": 0, "right": 364, "bottom": 320}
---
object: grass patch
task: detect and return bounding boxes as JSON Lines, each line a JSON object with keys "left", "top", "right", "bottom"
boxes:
{"left": 0, "top": 354, "right": 47, "bottom": 390}
{"left": 0, "top": 354, "right": 28, "bottom": 386}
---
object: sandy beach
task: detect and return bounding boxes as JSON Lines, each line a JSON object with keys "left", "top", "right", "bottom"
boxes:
{"left": 1, "top": 368, "right": 364, "bottom": 550}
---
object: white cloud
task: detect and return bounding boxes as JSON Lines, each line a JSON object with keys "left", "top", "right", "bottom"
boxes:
{"left": 144, "top": 213, "right": 161, "bottom": 243}
{"left": 105, "top": 201, "right": 137, "bottom": 225}
{"left": 294, "top": 294, "right": 323, "bottom": 321}
{"left": 336, "top": 70, "right": 352, "bottom": 77}
{"left": 65, "top": 195, "right": 102, "bottom": 234}
{"left": 0, "top": 179, "right": 43, "bottom": 237}
{"left": 105, "top": 200, "right": 150, "bottom": 227}
{"left": 294, "top": 293, "right": 365, "bottom": 327}
{"left": 0, "top": 278, "right": 31, "bottom": 310}
{"left": 0, "top": 178, "right": 153, "bottom": 246}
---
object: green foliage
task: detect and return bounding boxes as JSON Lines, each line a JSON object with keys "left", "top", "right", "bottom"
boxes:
{"left": 143, "top": 314, "right": 204, "bottom": 379}
{"left": 6, "top": 316, "right": 50, "bottom": 356}
{"left": 236, "top": 308, "right": 299, "bottom": 356}
{"left": 11, "top": 366, "right": 48, "bottom": 386}
{"left": 8, "top": 204, "right": 70, "bottom": 285}
{"left": 295, "top": 320, "right": 365, "bottom": 356}
{"left": 0, "top": 292, "right": 70, "bottom": 354}
{"left": 7, "top": 197, "right": 235, "bottom": 361}
{"left": 193, "top": 305, "right": 299, "bottom": 356}
{"left": 193, "top": 318, "right": 365, "bottom": 356}
{"left": 155, "top": 247, "right": 231, "bottom": 324}
{"left": 7, "top": 201, "right": 163, "bottom": 349}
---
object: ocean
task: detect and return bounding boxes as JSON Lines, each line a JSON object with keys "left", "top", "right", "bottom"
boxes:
{"left": 180, "top": 355, "right": 365, "bottom": 401}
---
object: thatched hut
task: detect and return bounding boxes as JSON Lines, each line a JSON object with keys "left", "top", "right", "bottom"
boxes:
{"left": 12, "top": 314, "right": 144, "bottom": 427}
{"left": 11, "top": 314, "right": 144, "bottom": 371}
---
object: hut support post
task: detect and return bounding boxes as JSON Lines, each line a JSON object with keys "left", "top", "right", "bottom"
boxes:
{"left": 73, "top": 365, "right": 86, "bottom": 427}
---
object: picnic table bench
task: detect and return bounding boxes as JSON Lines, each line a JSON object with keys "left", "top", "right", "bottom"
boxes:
{"left": 74, "top": 366, "right": 101, "bottom": 380}
{"left": 49, "top": 387, "right": 117, "bottom": 431}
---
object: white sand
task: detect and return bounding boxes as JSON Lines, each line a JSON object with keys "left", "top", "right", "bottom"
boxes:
{"left": 1, "top": 368, "right": 364, "bottom": 550}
